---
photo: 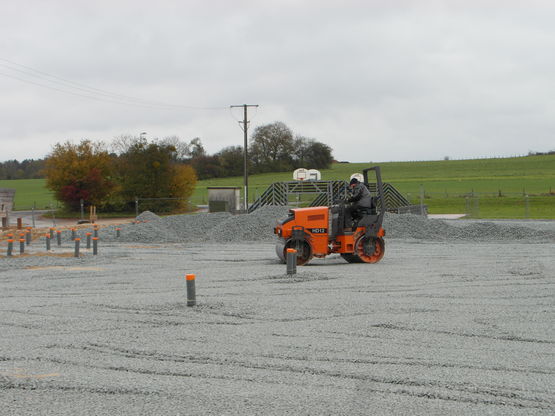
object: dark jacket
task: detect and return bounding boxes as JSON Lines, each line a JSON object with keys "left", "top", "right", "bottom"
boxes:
{"left": 348, "top": 183, "right": 373, "bottom": 208}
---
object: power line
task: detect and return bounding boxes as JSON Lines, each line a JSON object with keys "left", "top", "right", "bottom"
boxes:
{"left": 0, "top": 58, "right": 227, "bottom": 110}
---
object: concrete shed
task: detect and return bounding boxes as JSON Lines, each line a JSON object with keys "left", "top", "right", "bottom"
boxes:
{"left": 208, "top": 187, "right": 241, "bottom": 213}
{"left": 0, "top": 188, "right": 15, "bottom": 214}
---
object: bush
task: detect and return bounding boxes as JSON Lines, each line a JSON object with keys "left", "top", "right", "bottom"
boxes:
{"left": 44, "top": 141, "right": 117, "bottom": 211}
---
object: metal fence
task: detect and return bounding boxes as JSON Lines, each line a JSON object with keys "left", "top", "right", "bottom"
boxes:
{"left": 404, "top": 191, "right": 555, "bottom": 219}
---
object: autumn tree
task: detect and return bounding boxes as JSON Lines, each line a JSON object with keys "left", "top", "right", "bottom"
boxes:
{"left": 116, "top": 139, "right": 197, "bottom": 212}
{"left": 44, "top": 140, "right": 117, "bottom": 210}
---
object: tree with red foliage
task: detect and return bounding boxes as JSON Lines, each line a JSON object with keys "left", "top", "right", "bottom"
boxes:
{"left": 45, "top": 141, "right": 117, "bottom": 210}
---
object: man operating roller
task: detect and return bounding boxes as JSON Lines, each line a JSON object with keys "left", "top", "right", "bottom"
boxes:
{"left": 345, "top": 177, "right": 374, "bottom": 227}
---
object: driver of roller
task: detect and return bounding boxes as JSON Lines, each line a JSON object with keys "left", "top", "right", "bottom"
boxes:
{"left": 346, "top": 178, "right": 373, "bottom": 226}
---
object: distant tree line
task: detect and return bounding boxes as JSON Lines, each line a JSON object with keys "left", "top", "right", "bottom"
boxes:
{"left": 528, "top": 150, "right": 555, "bottom": 156}
{"left": 190, "top": 121, "right": 334, "bottom": 180}
{"left": 0, "top": 159, "right": 45, "bottom": 179}
{"left": 1, "top": 121, "right": 333, "bottom": 182}
{"left": 6, "top": 121, "right": 333, "bottom": 212}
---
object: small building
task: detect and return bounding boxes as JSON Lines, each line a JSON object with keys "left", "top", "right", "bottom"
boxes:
{"left": 208, "top": 187, "right": 241, "bottom": 213}
{"left": 0, "top": 188, "right": 15, "bottom": 227}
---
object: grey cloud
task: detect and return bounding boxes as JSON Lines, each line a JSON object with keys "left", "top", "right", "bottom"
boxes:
{"left": 1, "top": 0, "right": 555, "bottom": 162}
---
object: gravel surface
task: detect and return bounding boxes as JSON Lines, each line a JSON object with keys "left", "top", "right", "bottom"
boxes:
{"left": 1, "top": 210, "right": 554, "bottom": 415}
{"left": 38, "top": 207, "right": 555, "bottom": 246}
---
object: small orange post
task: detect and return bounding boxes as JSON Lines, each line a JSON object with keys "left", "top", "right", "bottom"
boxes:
{"left": 86, "top": 232, "right": 92, "bottom": 249}
{"left": 286, "top": 248, "right": 297, "bottom": 275}
{"left": 186, "top": 274, "right": 196, "bottom": 306}
{"left": 92, "top": 237, "right": 98, "bottom": 255}
{"left": 74, "top": 237, "right": 80, "bottom": 257}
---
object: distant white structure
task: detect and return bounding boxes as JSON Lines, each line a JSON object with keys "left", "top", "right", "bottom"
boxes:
{"left": 307, "top": 169, "right": 321, "bottom": 180}
{"left": 350, "top": 173, "right": 364, "bottom": 183}
{"left": 293, "top": 168, "right": 308, "bottom": 181}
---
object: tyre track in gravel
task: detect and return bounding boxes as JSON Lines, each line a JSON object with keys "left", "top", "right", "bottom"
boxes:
{"left": 7, "top": 344, "right": 551, "bottom": 410}
{"left": 1, "top": 211, "right": 555, "bottom": 415}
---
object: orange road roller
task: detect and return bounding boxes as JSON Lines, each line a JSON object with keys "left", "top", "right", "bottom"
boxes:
{"left": 275, "top": 166, "right": 386, "bottom": 265}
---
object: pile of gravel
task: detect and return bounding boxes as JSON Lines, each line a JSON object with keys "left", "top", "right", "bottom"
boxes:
{"left": 136, "top": 211, "right": 161, "bottom": 222}
{"left": 71, "top": 207, "right": 554, "bottom": 244}
{"left": 383, "top": 213, "right": 555, "bottom": 241}
{"left": 208, "top": 206, "right": 291, "bottom": 242}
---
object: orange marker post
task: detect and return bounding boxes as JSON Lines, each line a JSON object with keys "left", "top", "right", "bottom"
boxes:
{"left": 186, "top": 274, "right": 196, "bottom": 307}
{"left": 74, "top": 238, "right": 80, "bottom": 257}
{"left": 92, "top": 237, "right": 98, "bottom": 255}
{"left": 286, "top": 248, "right": 297, "bottom": 275}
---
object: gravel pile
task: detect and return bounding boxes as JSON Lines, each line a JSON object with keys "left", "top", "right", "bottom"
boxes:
{"left": 208, "top": 206, "right": 291, "bottom": 242}
{"left": 70, "top": 206, "right": 554, "bottom": 244}
{"left": 136, "top": 210, "right": 161, "bottom": 222}
{"left": 383, "top": 213, "right": 555, "bottom": 241}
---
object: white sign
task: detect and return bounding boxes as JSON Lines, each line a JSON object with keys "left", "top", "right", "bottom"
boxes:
{"left": 293, "top": 168, "right": 308, "bottom": 181}
{"left": 307, "top": 169, "right": 321, "bottom": 180}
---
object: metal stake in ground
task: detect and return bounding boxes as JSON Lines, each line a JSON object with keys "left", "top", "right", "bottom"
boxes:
{"left": 93, "top": 226, "right": 98, "bottom": 238}
{"left": 116, "top": 227, "right": 121, "bottom": 238}
{"left": 74, "top": 238, "right": 80, "bottom": 257}
{"left": 7, "top": 239, "right": 13, "bottom": 256}
{"left": 19, "top": 238, "right": 25, "bottom": 254}
{"left": 49, "top": 227, "right": 55, "bottom": 239}
{"left": 92, "top": 237, "right": 98, "bottom": 255}
{"left": 46, "top": 234, "right": 51, "bottom": 251}
{"left": 86, "top": 232, "right": 92, "bottom": 249}
{"left": 56, "top": 230, "right": 61, "bottom": 246}
{"left": 286, "top": 248, "right": 297, "bottom": 275}
{"left": 186, "top": 274, "right": 196, "bottom": 306}
{"left": 25, "top": 229, "right": 31, "bottom": 245}
{"left": 71, "top": 228, "right": 76, "bottom": 240}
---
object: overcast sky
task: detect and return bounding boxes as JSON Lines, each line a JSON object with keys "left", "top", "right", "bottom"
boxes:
{"left": 1, "top": 0, "right": 554, "bottom": 163}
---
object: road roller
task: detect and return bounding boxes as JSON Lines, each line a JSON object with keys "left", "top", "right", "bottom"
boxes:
{"left": 274, "top": 166, "right": 386, "bottom": 265}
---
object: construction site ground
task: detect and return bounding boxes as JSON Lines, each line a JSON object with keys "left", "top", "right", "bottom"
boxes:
{"left": 0, "top": 213, "right": 554, "bottom": 415}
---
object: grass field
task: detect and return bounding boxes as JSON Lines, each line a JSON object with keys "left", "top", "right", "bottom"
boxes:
{"left": 1, "top": 154, "right": 554, "bottom": 218}
{"left": 0, "top": 179, "right": 55, "bottom": 210}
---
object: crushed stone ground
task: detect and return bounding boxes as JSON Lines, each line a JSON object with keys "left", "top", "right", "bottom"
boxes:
{"left": 51, "top": 205, "right": 555, "bottom": 244}
{"left": 0, "top": 206, "right": 554, "bottom": 415}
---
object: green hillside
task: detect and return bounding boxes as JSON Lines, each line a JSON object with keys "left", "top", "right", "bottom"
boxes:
{"left": 0, "top": 179, "right": 55, "bottom": 210}
{"left": 195, "top": 155, "right": 555, "bottom": 218}
{"left": 1, "top": 154, "right": 554, "bottom": 218}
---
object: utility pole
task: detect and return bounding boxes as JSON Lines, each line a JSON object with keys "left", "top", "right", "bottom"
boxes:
{"left": 230, "top": 104, "right": 259, "bottom": 211}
